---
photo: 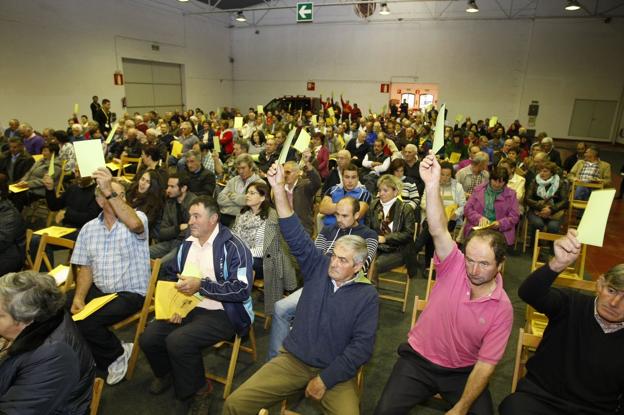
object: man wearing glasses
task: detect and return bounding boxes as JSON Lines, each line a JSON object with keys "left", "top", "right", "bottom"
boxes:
{"left": 374, "top": 152, "right": 513, "bottom": 415}
{"left": 69, "top": 167, "right": 150, "bottom": 385}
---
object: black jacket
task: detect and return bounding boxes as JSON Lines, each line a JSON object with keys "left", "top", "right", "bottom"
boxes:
{"left": 366, "top": 198, "right": 416, "bottom": 253}
{"left": 0, "top": 152, "right": 35, "bottom": 183}
{"left": 157, "top": 192, "right": 196, "bottom": 242}
{"left": 0, "top": 311, "right": 95, "bottom": 414}
{"left": 188, "top": 166, "right": 216, "bottom": 196}
{"left": 45, "top": 183, "right": 101, "bottom": 229}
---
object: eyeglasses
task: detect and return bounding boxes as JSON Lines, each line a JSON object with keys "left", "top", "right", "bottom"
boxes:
{"left": 465, "top": 258, "right": 493, "bottom": 269}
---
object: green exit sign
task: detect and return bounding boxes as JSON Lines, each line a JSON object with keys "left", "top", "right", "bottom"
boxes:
{"left": 297, "top": 2, "right": 313, "bottom": 22}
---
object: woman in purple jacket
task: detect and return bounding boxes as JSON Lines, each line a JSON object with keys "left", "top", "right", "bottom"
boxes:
{"left": 464, "top": 166, "right": 520, "bottom": 246}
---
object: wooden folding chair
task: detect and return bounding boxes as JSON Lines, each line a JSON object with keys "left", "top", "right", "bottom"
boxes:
{"left": 425, "top": 259, "right": 436, "bottom": 301}
{"left": 531, "top": 230, "right": 587, "bottom": 279}
{"left": 90, "top": 377, "right": 105, "bottom": 415}
{"left": 109, "top": 258, "right": 161, "bottom": 380}
{"left": 205, "top": 326, "right": 258, "bottom": 399}
{"left": 510, "top": 328, "right": 542, "bottom": 392}
{"left": 32, "top": 234, "right": 76, "bottom": 292}
{"left": 25, "top": 229, "right": 35, "bottom": 269}
{"left": 370, "top": 258, "right": 410, "bottom": 313}
{"left": 567, "top": 180, "right": 603, "bottom": 229}
{"left": 118, "top": 156, "right": 142, "bottom": 180}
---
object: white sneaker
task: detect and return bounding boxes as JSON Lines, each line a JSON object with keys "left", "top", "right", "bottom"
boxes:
{"left": 106, "top": 342, "right": 133, "bottom": 385}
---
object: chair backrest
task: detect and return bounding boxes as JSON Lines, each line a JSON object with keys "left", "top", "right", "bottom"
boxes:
{"left": 570, "top": 179, "right": 604, "bottom": 203}
{"left": 511, "top": 328, "right": 542, "bottom": 392}
{"left": 118, "top": 156, "right": 142, "bottom": 179}
{"left": 32, "top": 234, "right": 76, "bottom": 273}
{"left": 56, "top": 160, "right": 67, "bottom": 197}
{"left": 531, "top": 230, "right": 587, "bottom": 279}
{"left": 410, "top": 295, "right": 428, "bottom": 329}
{"left": 425, "top": 259, "right": 436, "bottom": 301}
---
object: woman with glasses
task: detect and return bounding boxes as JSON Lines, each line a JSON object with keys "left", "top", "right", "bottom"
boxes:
{"left": 232, "top": 181, "right": 297, "bottom": 316}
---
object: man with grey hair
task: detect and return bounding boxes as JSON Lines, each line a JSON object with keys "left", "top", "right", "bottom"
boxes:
{"left": 224, "top": 163, "right": 378, "bottom": 415}
{"left": 4, "top": 118, "right": 20, "bottom": 140}
{"left": 540, "top": 137, "right": 562, "bottom": 168}
{"left": 69, "top": 167, "right": 150, "bottom": 385}
{"left": 0, "top": 271, "right": 95, "bottom": 414}
{"left": 70, "top": 123, "right": 85, "bottom": 142}
{"left": 456, "top": 151, "right": 490, "bottom": 195}
{"left": 500, "top": 230, "right": 624, "bottom": 414}
{"left": 185, "top": 149, "right": 215, "bottom": 196}
{"left": 568, "top": 145, "right": 612, "bottom": 200}
{"left": 18, "top": 123, "right": 44, "bottom": 155}
{"left": 169, "top": 121, "right": 200, "bottom": 169}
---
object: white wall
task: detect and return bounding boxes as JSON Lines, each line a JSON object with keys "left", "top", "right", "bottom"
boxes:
{"left": 0, "top": 0, "right": 232, "bottom": 130}
{"left": 231, "top": 18, "right": 624, "bottom": 141}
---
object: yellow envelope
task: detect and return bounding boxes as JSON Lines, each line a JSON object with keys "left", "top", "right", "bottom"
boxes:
{"left": 33, "top": 226, "right": 77, "bottom": 238}
{"left": 72, "top": 293, "right": 118, "bottom": 321}
{"left": 234, "top": 117, "right": 243, "bottom": 129}
{"left": 105, "top": 162, "right": 120, "bottom": 172}
{"left": 449, "top": 152, "right": 461, "bottom": 164}
{"left": 293, "top": 129, "right": 311, "bottom": 153}
{"left": 213, "top": 136, "right": 221, "bottom": 153}
{"left": 8, "top": 185, "right": 28, "bottom": 193}
{"left": 155, "top": 281, "right": 200, "bottom": 320}
{"left": 432, "top": 103, "right": 446, "bottom": 154}
{"left": 444, "top": 204, "right": 458, "bottom": 220}
{"left": 171, "top": 141, "right": 183, "bottom": 158}
{"left": 48, "top": 264, "right": 70, "bottom": 286}
{"left": 48, "top": 153, "right": 55, "bottom": 177}
{"left": 577, "top": 189, "right": 616, "bottom": 247}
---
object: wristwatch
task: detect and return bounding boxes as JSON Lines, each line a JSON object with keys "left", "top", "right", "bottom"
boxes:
{"left": 105, "top": 191, "right": 118, "bottom": 200}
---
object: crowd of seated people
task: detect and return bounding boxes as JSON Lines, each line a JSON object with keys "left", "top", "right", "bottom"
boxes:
{"left": 0, "top": 100, "right": 620, "bottom": 415}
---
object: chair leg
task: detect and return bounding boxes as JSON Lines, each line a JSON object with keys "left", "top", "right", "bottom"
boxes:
{"left": 248, "top": 327, "right": 258, "bottom": 362}
{"left": 263, "top": 315, "right": 272, "bottom": 330}
{"left": 401, "top": 273, "right": 409, "bottom": 313}
{"left": 222, "top": 336, "right": 242, "bottom": 399}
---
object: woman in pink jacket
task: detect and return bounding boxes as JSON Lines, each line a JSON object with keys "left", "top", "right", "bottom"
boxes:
{"left": 464, "top": 166, "right": 520, "bottom": 246}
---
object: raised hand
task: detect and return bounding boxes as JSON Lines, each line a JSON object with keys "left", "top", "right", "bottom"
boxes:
{"left": 266, "top": 162, "right": 285, "bottom": 189}
{"left": 419, "top": 151, "right": 441, "bottom": 187}
{"left": 549, "top": 229, "right": 581, "bottom": 273}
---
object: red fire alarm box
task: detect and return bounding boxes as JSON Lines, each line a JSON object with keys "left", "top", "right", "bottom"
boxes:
{"left": 380, "top": 83, "right": 390, "bottom": 93}
{"left": 306, "top": 81, "right": 315, "bottom": 91}
{"left": 114, "top": 71, "right": 124, "bottom": 86}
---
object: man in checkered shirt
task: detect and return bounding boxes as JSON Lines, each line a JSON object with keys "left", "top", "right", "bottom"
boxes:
{"left": 69, "top": 167, "right": 150, "bottom": 385}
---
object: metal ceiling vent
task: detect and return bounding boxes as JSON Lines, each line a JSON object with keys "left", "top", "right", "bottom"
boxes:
{"left": 354, "top": 0, "right": 377, "bottom": 18}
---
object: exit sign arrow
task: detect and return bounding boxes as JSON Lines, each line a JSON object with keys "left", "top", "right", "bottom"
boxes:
{"left": 297, "top": 2, "right": 313, "bottom": 22}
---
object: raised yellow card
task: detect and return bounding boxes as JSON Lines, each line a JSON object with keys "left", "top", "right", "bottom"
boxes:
{"left": 8, "top": 185, "right": 28, "bottom": 193}
{"left": 234, "top": 116, "right": 243, "bottom": 129}
{"left": 48, "top": 153, "right": 55, "bottom": 177}
{"left": 73, "top": 103, "right": 79, "bottom": 114}
{"left": 576, "top": 189, "right": 616, "bottom": 247}
{"left": 432, "top": 103, "right": 446, "bottom": 154}
{"left": 257, "top": 105, "right": 264, "bottom": 114}
{"left": 171, "top": 141, "right": 183, "bottom": 158}
{"left": 105, "top": 122, "right": 119, "bottom": 144}
{"left": 449, "top": 152, "right": 461, "bottom": 164}
{"left": 72, "top": 293, "right": 118, "bottom": 321}
{"left": 48, "top": 264, "right": 70, "bottom": 286}
{"left": 74, "top": 140, "right": 105, "bottom": 177}
{"left": 213, "top": 136, "right": 221, "bottom": 153}
{"left": 489, "top": 116, "right": 498, "bottom": 128}
{"left": 293, "top": 129, "right": 311, "bottom": 153}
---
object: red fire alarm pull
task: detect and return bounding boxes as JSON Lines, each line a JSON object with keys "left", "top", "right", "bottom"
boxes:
{"left": 306, "top": 81, "right": 315, "bottom": 91}
{"left": 380, "top": 83, "right": 390, "bottom": 93}
{"left": 114, "top": 71, "right": 124, "bottom": 86}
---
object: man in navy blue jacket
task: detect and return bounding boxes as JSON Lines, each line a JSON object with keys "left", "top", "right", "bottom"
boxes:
{"left": 139, "top": 195, "right": 253, "bottom": 413}
{"left": 224, "top": 163, "right": 379, "bottom": 415}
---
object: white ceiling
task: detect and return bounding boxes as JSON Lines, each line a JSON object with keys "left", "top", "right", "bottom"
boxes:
{"left": 175, "top": 0, "right": 624, "bottom": 27}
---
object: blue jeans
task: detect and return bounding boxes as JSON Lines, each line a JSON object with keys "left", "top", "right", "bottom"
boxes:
{"left": 574, "top": 186, "right": 591, "bottom": 201}
{"left": 267, "top": 288, "right": 302, "bottom": 361}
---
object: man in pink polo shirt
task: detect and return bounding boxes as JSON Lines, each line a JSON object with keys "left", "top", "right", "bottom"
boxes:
{"left": 374, "top": 152, "right": 513, "bottom": 415}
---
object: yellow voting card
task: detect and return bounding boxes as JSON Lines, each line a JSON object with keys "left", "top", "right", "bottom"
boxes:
{"left": 327, "top": 108, "right": 335, "bottom": 117}
{"left": 293, "top": 129, "right": 311, "bottom": 153}
{"left": 155, "top": 281, "right": 200, "bottom": 320}
{"left": 105, "top": 122, "right": 119, "bottom": 144}
{"left": 257, "top": 105, "right": 264, "bottom": 114}
{"left": 74, "top": 140, "right": 105, "bottom": 177}
{"left": 105, "top": 162, "right": 120, "bottom": 172}
{"left": 449, "top": 152, "right": 461, "bottom": 164}
{"left": 34, "top": 226, "right": 77, "bottom": 238}
{"left": 48, "top": 264, "right": 70, "bottom": 286}
{"left": 181, "top": 262, "right": 201, "bottom": 278}
{"left": 48, "top": 153, "right": 55, "bottom": 176}
{"left": 311, "top": 115, "right": 318, "bottom": 126}
{"left": 72, "top": 294, "right": 118, "bottom": 321}
{"left": 444, "top": 204, "right": 458, "bottom": 220}
{"left": 455, "top": 114, "right": 464, "bottom": 123}
{"left": 234, "top": 117, "right": 243, "bottom": 129}
{"left": 213, "top": 136, "right": 221, "bottom": 153}
{"left": 32, "top": 154, "right": 43, "bottom": 162}
{"left": 278, "top": 128, "right": 297, "bottom": 164}
{"left": 171, "top": 141, "right": 183, "bottom": 158}
{"left": 432, "top": 103, "right": 446, "bottom": 154}
{"left": 576, "top": 189, "right": 616, "bottom": 247}
{"left": 489, "top": 116, "right": 498, "bottom": 128}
